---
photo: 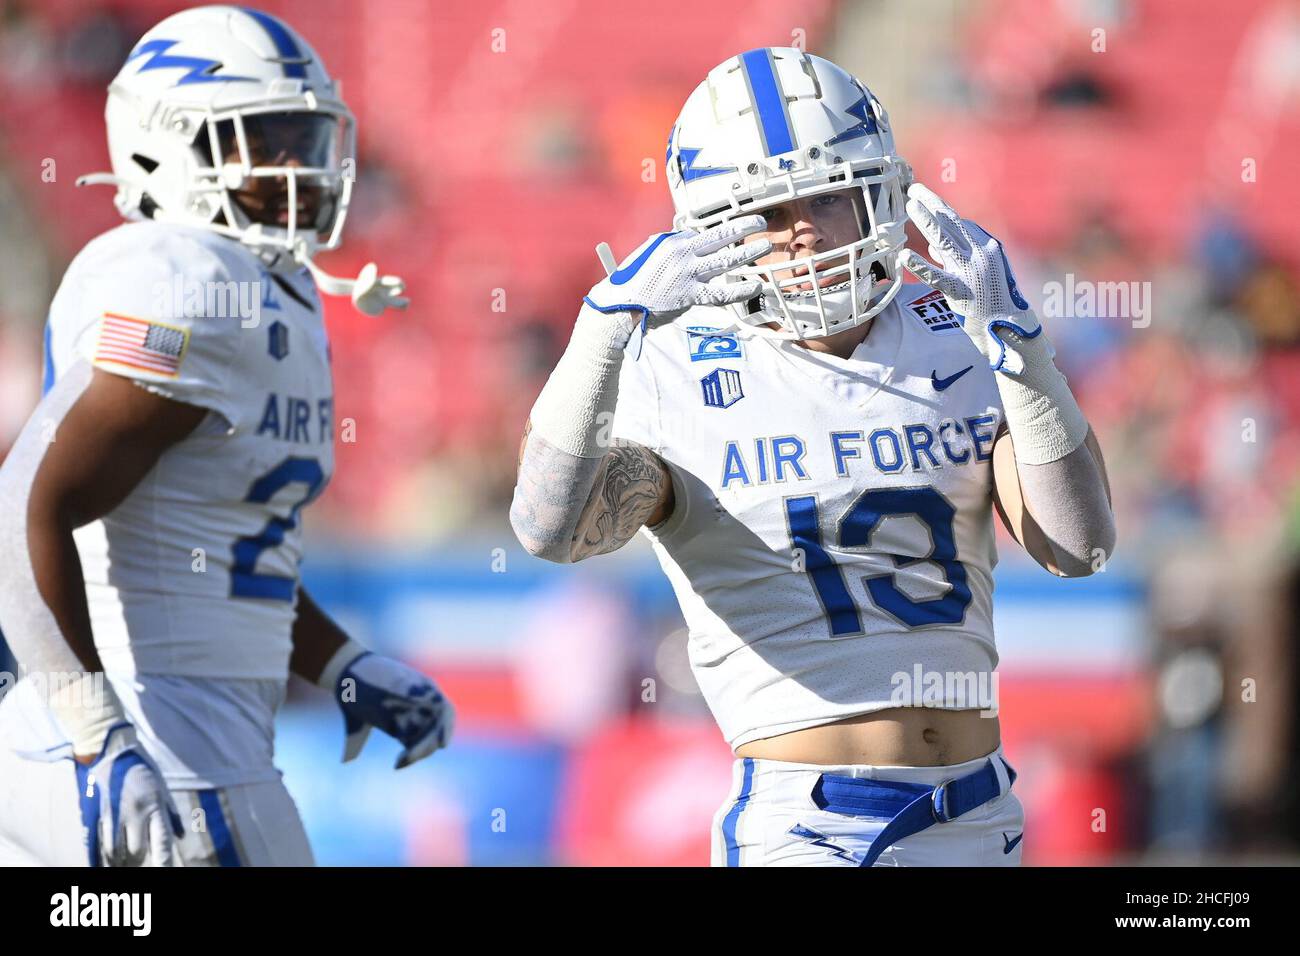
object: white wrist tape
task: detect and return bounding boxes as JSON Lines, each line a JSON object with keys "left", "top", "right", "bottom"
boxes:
{"left": 46, "top": 671, "right": 127, "bottom": 757}
{"left": 993, "top": 324, "right": 1089, "bottom": 465}
{"left": 528, "top": 303, "right": 637, "bottom": 458}
{"left": 316, "top": 637, "right": 369, "bottom": 692}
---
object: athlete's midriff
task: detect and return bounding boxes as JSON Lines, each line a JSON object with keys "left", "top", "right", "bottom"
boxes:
{"left": 735, "top": 707, "right": 1001, "bottom": 767}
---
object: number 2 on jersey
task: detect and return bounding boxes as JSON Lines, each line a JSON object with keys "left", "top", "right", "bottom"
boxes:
{"left": 231, "top": 457, "right": 325, "bottom": 601}
{"left": 785, "top": 486, "right": 971, "bottom": 633}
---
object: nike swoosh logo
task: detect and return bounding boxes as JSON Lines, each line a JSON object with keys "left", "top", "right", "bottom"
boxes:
{"left": 1003, "top": 831, "right": 1023, "bottom": 854}
{"left": 931, "top": 365, "right": 974, "bottom": 391}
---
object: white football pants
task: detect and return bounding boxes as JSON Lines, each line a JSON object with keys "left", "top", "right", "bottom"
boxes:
{"left": 711, "top": 746, "right": 1024, "bottom": 866}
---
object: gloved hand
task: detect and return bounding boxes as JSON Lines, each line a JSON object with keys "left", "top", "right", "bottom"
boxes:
{"left": 896, "top": 182, "right": 1042, "bottom": 374}
{"left": 321, "top": 644, "right": 455, "bottom": 770}
{"left": 350, "top": 263, "right": 408, "bottom": 317}
{"left": 584, "top": 215, "right": 772, "bottom": 325}
{"left": 75, "top": 723, "right": 182, "bottom": 867}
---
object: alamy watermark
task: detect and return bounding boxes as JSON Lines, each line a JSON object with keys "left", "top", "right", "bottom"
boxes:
{"left": 890, "top": 664, "right": 999, "bottom": 717}
{"left": 151, "top": 276, "right": 262, "bottom": 328}
{"left": 1041, "top": 273, "right": 1151, "bottom": 328}
{"left": 0, "top": 669, "right": 109, "bottom": 710}
{"left": 50, "top": 886, "right": 151, "bottom": 936}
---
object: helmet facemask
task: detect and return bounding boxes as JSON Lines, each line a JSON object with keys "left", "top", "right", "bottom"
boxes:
{"left": 725, "top": 161, "right": 909, "bottom": 340}
{"left": 188, "top": 105, "right": 356, "bottom": 264}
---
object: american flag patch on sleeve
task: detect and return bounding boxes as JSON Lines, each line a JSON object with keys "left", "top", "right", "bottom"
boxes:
{"left": 94, "top": 313, "right": 189, "bottom": 377}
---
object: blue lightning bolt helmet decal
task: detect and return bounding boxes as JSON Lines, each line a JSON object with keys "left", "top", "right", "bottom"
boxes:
{"left": 678, "top": 147, "right": 736, "bottom": 182}
{"left": 826, "top": 87, "right": 880, "bottom": 147}
{"left": 668, "top": 124, "right": 736, "bottom": 182}
{"left": 127, "top": 39, "right": 258, "bottom": 86}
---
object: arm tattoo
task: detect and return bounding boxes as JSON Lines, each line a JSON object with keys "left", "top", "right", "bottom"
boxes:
{"left": 571, "top": 439, "right": 671, "bottom": 560}
{"left": 510, "top": 428, "right": 671, "bottom": 563}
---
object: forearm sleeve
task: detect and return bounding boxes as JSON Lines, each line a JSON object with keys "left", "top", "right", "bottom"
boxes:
{"left": 994, "top": 328, "right": 1116, "bottom": 573}
{"left": 1014, "top": 441, "right": 1117, "bottom": 575}
{"left": 510, "top": 304, "right": 635, "bottom": 562}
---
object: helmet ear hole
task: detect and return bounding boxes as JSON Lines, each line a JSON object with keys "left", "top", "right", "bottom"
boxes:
{"left": 191, "top": 130, "right": 216, "bottom": 166}
{"left": 138, "top": 194, "right": 159, "bottom": 219}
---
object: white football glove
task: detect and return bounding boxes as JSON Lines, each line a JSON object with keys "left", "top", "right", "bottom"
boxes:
{"left": 323, "top": 646, "right": 455, "bottom": 769}
{"left": 899, "top": 182, "right": 1090, "bottom": 464}
{"left": 75, "top": 723, "right": 182, "bottom": 867}
{"left": 897, "top": 183, "right": 1042, "bottom": 374}
{"left": 584, "top": 216, "right": 772, "bottom": 326}
{"left": 350, "top": 263, "right": 409, "bottom": 317}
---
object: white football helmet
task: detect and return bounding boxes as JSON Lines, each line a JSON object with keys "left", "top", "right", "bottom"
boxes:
{"left": 79, "top": 5, "right": 403, "bottom": 314}
{"left": 667, "top": 48, "right": 911, "bottom": 339}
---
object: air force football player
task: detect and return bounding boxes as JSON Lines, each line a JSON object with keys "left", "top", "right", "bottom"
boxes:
{"left": 0, "top": 6, "right": 453, "bottom": 867}
{"left": 511, "top": 49, "right": 1115, "bottom": 866}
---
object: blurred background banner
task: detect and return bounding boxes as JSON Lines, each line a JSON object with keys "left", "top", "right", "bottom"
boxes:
{"left": 1, "top": 0, "right": 1298, "bottom": 864}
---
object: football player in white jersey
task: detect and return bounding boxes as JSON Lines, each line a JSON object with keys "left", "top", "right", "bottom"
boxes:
{"left": 510, "top": 48, "right": 1115, "bottom": 866}
{"left": 0, "top": 6, "right": 453, "bottom": 867}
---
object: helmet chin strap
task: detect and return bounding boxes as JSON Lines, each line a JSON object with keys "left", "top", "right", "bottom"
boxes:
{"left": 76, "top": 172, "right": 136, "bottom": 190}
{"left": 240, "top": 210, "right": 408, "bottom": 317}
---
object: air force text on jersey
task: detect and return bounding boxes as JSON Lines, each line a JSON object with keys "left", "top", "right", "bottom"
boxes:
{"left": 718, "top": 416, "right": 1000, "bottom": 489}
{"left": 256, "top": 393, "right": 334, "bottom": 445}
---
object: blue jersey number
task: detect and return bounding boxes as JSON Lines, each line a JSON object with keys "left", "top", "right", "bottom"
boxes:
{"left": 231, "top": 457, "right": 325, "bottom": 601}
{"left": 785, "top": 486, "right": 971, "bottom": 633}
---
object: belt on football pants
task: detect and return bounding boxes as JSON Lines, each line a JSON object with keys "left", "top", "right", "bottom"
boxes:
{"left": 810, "top": 755, "right": 1016, "bottom": 868}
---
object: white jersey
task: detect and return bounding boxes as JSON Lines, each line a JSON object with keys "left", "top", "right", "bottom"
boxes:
{"left": 43, "top": 220, "right": 335, "bottom": 679}
{"left": 613, "top": 285, "right": 1005, "bottom": 747}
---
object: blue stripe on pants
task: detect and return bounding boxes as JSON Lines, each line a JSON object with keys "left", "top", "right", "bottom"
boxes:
{"left": 722, "top": 758, "right": 756, "bottom": 867}
{"left": 197, "top": 789, "right": 242, "bottom": 867}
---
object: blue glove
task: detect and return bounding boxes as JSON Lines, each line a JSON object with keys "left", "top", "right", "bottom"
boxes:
{"left": 75, "top": 723, "right": 183, "bottom": 867}
{"left": 323, "top": 646, "right": 455, "bottom": 769}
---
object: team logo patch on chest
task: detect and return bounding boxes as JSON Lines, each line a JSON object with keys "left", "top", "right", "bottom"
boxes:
{"left": 268, "top": 320, "right": 290, "bottom": 360}
{"left": 701, "top": 368, "right": 744, "bottom": 408}
{"left": 686, "top": 326, "right": 744, "bottom": 362}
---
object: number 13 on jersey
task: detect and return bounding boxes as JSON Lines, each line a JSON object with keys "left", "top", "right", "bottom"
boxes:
{"left": 785, "top": 486, "right": 972, "bottom": 633}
